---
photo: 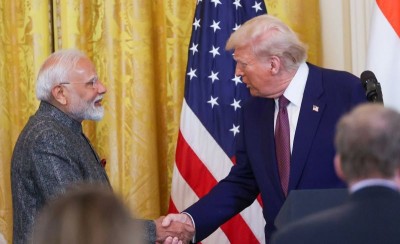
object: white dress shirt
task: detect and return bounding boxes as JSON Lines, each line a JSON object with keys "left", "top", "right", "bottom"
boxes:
{"left": 274, "top": 62, "right": 309, "bottom": 153}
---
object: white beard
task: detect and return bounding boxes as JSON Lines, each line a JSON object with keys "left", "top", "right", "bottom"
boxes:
{"left": 68, "top": 92, "right": 104, "bottom": 121}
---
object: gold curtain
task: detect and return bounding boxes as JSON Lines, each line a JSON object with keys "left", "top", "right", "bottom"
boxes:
{"left": 266, "top": 0, "right": 322, "bottom": 65}
{"left": 0, "top": 0, "right": 320, "bottom": 242}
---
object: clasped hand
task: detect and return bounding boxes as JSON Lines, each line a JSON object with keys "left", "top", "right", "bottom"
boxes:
{"left": 155, "top": 213, "right": 195, "bottom": 244}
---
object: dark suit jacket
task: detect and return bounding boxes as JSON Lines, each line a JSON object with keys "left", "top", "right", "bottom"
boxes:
{"left": 11, "top": 102, "right": 155, "bottom": 244}
{"left": 184, "top": 63, "right": 367, "bottom": 242}
{"left": 271, "top": 186, "right": 400, "bottom": 244}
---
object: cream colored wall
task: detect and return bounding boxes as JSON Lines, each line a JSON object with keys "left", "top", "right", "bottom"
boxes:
{"left": 320, "top": 0, "right": 373, "bottom": 77}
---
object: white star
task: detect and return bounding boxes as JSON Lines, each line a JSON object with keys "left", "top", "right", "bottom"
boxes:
{"left": 209, "top": 45, "right": 220, "bottom": 58}
{"left": 232, "top": 75, "right": 242, "bottom": 85}
{"left": 210, "top": 20, "right": 221, "bottom": 32}
{"left": 197, "top": 0, "right": 202, "bottom": 5}
{"left": 187, "top": 68, "right": 197, "bottom": 80}
{"left": 208, "top": 71, "right": 219, "bottom": 83}
{"left": 189, "top": 43, "right": 198, "bottom": 55}
{"left": 233, "top": 23, "right": 241, "bottom": 31}
{"left": 211, "top": 0, "right": 222, "bottom": 7}
{"left": 233, "top": 0, "right": 242, "bottom": 9}
{"left": 193, "top": 18, "right": 201, "bottom": 30}
{"left": 207, "top": 96, "right": 219, "bottom": 108}
{"left": 230, "top": 124, "right": 240, "bottom": 136}
{"left": 231, "top": 99, "right": 241, "bottom": 111}
{"left": 252, "top": 1, "right": 263, "bottom": 13}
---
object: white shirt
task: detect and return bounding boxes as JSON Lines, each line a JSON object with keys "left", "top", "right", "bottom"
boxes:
{"left": 350, "top": 178, "right": 399, "bottom": 193}
{"left": 274, "top": 62, "right": 309, "bottom": 153}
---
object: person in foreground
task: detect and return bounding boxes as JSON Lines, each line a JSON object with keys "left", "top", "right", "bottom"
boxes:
{"left": 163, "top": 14, "right": 367, "bottom": 242}
{"left": 11, "top": 49, "right": 193, "bottom": 244}
{"left": 271, "top": 104, "right": 400, "bottom": 244}
{"left": 31, "top": 184, "right": 144, "bottom": 244}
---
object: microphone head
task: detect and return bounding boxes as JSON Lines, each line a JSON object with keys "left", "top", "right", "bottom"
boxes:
{"left": 360, "top": 70, "right": 376, "bottom": 88}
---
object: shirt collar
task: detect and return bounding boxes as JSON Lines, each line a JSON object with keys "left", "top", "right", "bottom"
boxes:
{"left": 37, "top": 101, "right": 83, "bottom": 134}
{"left": 350, "top": 178, "right": 399, "bottom": 193}
{"left": 282, "top": 62, "right": 309, "bottom": 106}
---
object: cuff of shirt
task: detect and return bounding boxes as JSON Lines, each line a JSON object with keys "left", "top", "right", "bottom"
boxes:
{"left": 181, "top": 212, "right": 196, "bottom": 243}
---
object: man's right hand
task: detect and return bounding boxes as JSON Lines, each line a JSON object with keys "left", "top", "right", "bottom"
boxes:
{"left": 154, "top": 215, "right": 195, "bottom": 244}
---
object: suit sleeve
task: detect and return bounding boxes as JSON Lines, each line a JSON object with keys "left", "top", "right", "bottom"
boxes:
{"left": 184, "top": 113, "right": 260, "bottom": 241}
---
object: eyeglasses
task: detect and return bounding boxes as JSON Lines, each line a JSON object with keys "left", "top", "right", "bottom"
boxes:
{"left": 60, "top": 76, "right": 100, "bottom": 89}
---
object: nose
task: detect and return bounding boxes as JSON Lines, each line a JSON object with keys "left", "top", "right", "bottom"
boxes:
{"left": 235, "top": 63, "right": 244, "bottom": 77}
{"left": 97, "top": 79, "right": 107, "bottom": 94}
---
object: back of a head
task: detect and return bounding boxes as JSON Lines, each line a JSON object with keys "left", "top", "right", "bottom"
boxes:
{"left": 31, "top": 184, "right": 142, "bottom": 244}
{"left": 36, "top": 49, "right": 87, "bottom": 102}
{"left": 335, "top": 104, "right": 400, "bottom": 181}
{"left": 225, "top": 14, "right": 307, "bottom": 71}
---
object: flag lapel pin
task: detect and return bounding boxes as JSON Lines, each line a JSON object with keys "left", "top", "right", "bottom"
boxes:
{"left": 312, "top": 105, "right": 319, "bottom": 112}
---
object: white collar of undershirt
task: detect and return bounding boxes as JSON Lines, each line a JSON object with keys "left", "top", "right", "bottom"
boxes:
{"left": 350, "top": 178, "right": 399, "bottom": 193}
{"left": 280, "top": 62, "right": 308, "bottom": 106}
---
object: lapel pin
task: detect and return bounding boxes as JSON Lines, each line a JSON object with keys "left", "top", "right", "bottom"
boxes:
{"left": 312, "top": 105, "right": 319, "bottom": 112}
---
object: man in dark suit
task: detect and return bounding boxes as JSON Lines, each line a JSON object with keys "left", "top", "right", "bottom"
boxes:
{"left": 271, "top": 104, "right": 400, "bottom": 244}
{"left": 11, "top": 49, "right": 193, "bottom": 244}
{"left": 162, "top": 14, "right": 367, "bottom": 242}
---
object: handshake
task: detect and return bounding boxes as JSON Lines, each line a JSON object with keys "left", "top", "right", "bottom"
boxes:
{"left": 154, "top": 213, "right": 195, "bottom": 244}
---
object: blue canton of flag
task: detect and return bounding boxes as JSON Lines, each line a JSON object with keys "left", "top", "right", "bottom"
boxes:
{"left": 185, "top": 0, "right": 267, "bottom": 157}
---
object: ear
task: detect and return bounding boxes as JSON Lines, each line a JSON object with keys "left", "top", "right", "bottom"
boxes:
{"left": 51, "top": 85, "right": 67, "bottom": 105}
{"left": 334, "top": 154, "right": 345, "bottom": 181}
{"left": 269, "top": 56, "right": 281, "bottom": 75}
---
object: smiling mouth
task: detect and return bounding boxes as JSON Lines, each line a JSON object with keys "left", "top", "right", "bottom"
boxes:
{"left": 94, "top": 98, "right": 103, "bottom": 106}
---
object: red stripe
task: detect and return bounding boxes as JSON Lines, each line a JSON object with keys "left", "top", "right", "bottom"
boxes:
{"left": 175, "top": 131, "right": 217, "bottom": 196}
{"left": 175, "top": 131, "right": 260, "bottom": 243}
{"left": 377, "top": 0, "right": 400, "bottom": 37}
{"left": 168, "top": 198, "right": 179, "bottom": 213}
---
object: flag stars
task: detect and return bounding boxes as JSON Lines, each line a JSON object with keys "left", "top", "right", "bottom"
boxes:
{"left": 252, "top": 1, "right": 263, "bottom": 13}
{"left": 193, "top": 18, "right": 201, "bottom": 30}
{"left": 207, "top": 96, "right": 219, "bottom": 108}
{"left": 233, "top": 23, "right": 241, "bottom": 31}
{"left": 210, "top": 20, "right": 221, "bottom": 32}
{"left": 231, "top": 99, "right": 241, "bottom": 111}
{"left": 197, "top": 0, "right": 202, "bottom": 5}
{"left": 189, "top": 43, "right": 198, "bottom": 55}
{"left": 230, "top": 124, "right": 240, "bottom": 136}
{"left": 232, "top": 75, "right": 243, "bottom": 85}
{"left": 211, "top": 0, "right": 222, "bottom": 7}
{"left": 208, "top": 71, "right": 219, "bottom": 83}
{"left": 209, "top": 45, "right": 220, "bottom": 58}
{"left": 233, "top": 0, "right": 242, "bottom": 9}
{"left": 187, "top": 68, "right": 197, "bottom": 80}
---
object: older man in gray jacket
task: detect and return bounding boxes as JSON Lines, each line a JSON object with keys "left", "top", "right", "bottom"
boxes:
{"left": 11, "top": 49, "right": 193, "bottom": 244}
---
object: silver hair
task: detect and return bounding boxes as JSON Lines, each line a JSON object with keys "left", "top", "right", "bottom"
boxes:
{"left": 226, "top": 14, "right": 307, "bottom": 71}
{"left": 36, "top": 49, "right": 87, "bottom": 101}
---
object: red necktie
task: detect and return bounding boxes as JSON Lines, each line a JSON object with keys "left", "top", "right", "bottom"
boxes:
{"left": 275, "top": 95, "right": 290, "bottom": 196}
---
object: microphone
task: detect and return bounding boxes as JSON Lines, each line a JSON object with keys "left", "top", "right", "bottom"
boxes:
{"left": 360, "top": 70, "right": 384, "bottom": 104}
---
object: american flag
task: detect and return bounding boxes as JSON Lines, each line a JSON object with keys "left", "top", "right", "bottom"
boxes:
{"left": 169, "top": 0, "right": 267, "bottom": 243}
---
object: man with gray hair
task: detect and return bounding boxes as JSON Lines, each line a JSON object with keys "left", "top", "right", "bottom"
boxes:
{"left": 11, "top": 49, "right": 193, "bottom": 244}
{"left": 162, "top": 14, "right": 367, "bottom": 242}
{"left": 271, "top": 104, "right": 400, "bottom": 244}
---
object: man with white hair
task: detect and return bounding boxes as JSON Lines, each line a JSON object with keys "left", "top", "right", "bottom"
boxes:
{"left": 163, "top": 14, "right": 367, "bottom": 243}
{"left": 11, "top": 49, "right": 193, "bottom": 244}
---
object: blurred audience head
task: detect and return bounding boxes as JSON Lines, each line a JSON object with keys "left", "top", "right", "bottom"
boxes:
{"left": 31, "top": 184, "right": 142, "bottom": 244}
{"left": 335, "top": 104, "right": 400, "bottom": 184}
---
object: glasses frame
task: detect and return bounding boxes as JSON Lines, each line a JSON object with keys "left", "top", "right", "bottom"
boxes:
{"left": 59, "top": 76, "right": 99, "bottom": 89}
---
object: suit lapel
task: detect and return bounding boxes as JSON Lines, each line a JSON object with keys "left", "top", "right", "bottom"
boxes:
{"left": 250, "top": 98, "right": 283, "bottom": 195}
{"left": 289, "top": 64, "right": 326, "bottom": 190}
